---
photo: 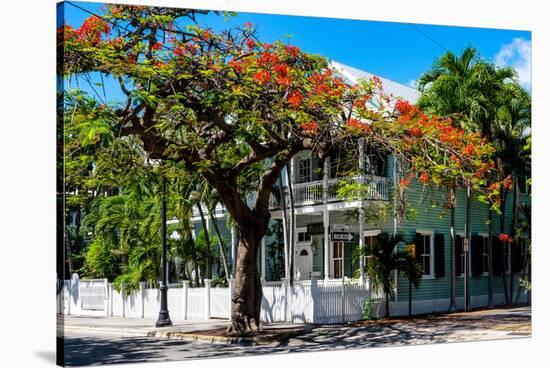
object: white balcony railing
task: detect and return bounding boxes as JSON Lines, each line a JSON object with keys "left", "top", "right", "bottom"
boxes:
{"left": 271, "top": 175, "right": 388, "bottom": 208}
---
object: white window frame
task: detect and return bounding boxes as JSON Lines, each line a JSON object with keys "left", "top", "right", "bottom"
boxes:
{"left": 297, "top": 157, "right": 312, "bottom": 183}
{"left": 478, "top": 233, "right": 489, "bottom": 276}
{"left": 363, "top": 230, "right": 381, "bottom": 268}
{"left": 456, "top": 232, "right": 473, "bottom": 277}
{"left": 416, "top": 230, "right": 434, "bottom": 279}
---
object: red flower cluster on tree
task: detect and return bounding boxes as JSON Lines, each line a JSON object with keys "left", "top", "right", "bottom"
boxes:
{"left": 399, "top": 173, "right": 415, "bottom": 188}
{"left": 287, "top": 90, "right": 303, "bottom": 108}
{"left": 300, "top": 121, "right": 319, "bottom": 134}
{"left": 152, "top": 42, "right": 163, "bottom": 51}
{"left": 246, "top": 38, "right": 255, "bottom": 49}
{"left": 409, "top": 126, "right": 422, "bottom": 137}
{"left": 285, "top": 45, "right": 300, "bottom": 58}
{"left": 502, "top": 175, "right": 513, "bottom": 191}
{"left": 499, "top": 233, "right": 513, "bottom": 244}
{"left": 173, "top": 46, "right": 183, "bottom": 57}
{"left": 253, "top": 70, "right": 271, "bottom": 85}
{"left": 76, "top": 16, "right": 111, "bottom": 46}
{"left": 346, "top": 118, "right": 371, "bottom": 133}
{"left": 462, "top": 143, "right": 476, "bottom": 156}
{"left": 419, "top": 172, "right": 430, "bottom": 184}
{"left": 395, "top": 99, "right": 413, "bottom": 115}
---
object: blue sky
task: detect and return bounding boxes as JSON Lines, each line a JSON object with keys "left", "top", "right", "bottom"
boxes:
{"left": 60, "top": 1, "right": 532, "bottom": 99}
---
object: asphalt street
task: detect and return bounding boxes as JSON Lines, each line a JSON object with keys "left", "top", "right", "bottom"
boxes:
{"left": 61, "top": 306, "right": 531, "bottom": 366}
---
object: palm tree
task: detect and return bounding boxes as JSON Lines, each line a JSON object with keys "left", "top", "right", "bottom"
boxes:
{"left": 494, "top": 83, "right": 531, "bottom": 304}
{"left": 354, "top": 233, "right": 422, "bottom": 317}
{"left": 417, "top": 47, "right": 516, "bottom": 309}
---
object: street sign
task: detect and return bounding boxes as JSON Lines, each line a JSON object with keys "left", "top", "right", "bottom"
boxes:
{"left": 332, "top": 232, "right": 355, "bottom": 242}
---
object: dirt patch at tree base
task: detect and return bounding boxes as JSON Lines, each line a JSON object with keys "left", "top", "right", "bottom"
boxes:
{"left": 159, "top": 327, "right": 304, "bottom": 344}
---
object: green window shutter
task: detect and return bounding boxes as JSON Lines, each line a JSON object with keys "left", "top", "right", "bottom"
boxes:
{"left": 414, "top": 233, "right": 422, "bottom": 262}
{"left": 471, "top": 235, "right": 484, "bottom": 276}
{"left": 455, "top": 235, "right": 463, "bottom": 275}
{"left": 434, "top": 233, "right": 445, "bottom": 278}
{"left": 511, "top": 243, "right": 522, "bottom": 273}
{"left": 492, "top": 236, "right": 503, "bottom": 275}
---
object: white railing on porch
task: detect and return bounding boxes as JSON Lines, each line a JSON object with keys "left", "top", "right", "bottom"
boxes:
{"left": 58, "top": 275, "right": 383, "bottom": 324}
{"left": 272, "top": 175, "right": 388, "bottom": 208}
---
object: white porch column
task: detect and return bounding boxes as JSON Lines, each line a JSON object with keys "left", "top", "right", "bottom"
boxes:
{"left": 323, "top": 156, "right": 330, "bottom": 283}
{"left": 323, "top": 209, "right": 330, "bottom": 283}
{"left": 358, "top": 138, "right": 366, "bottom": 284}
{"left": 261, "top": 236, "right": 266, "bottom": 280}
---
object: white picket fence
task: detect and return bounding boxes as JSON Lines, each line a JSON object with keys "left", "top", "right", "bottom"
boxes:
{"left": 57, "top": 275, "right": 382, "bottom": 324}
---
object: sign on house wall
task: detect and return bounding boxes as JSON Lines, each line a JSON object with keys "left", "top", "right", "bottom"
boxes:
{"left": 332, "top": 232, "right": 355, "bottom": 242}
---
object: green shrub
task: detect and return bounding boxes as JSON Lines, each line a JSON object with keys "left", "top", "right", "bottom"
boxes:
{"left": 362, "top": 298, "right": 376, "bottom": 320}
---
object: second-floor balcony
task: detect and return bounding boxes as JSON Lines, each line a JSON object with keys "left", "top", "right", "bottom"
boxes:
{"left": 271, "top": 175, "right": 389, "bottom": 209}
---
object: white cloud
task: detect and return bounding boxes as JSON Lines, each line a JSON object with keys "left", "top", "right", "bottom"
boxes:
{"left": 494, "top": 38, "right": 531, "bottom": 90}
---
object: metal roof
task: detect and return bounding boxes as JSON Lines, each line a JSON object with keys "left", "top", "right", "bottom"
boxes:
{"left": 329, "top": 60, "right": 420, "bottom": 104}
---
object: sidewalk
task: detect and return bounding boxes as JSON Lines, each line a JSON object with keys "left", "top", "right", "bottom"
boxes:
{"left": 58, "top": 315, "right": 306, "bottom": 339}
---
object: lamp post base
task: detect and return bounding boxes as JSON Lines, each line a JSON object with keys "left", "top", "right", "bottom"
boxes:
{"left": 155, "top": 285, "right": 172, "bottom": 327}
{"left": 155, "top": 311, "right": 173, "bottom": 327}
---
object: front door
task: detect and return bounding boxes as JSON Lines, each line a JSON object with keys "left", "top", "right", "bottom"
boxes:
{"left": 295, "top": 245, "right": 312, "bottom": 280}
{"left": 331, "top": 241, "right": 344, "bottom": 278}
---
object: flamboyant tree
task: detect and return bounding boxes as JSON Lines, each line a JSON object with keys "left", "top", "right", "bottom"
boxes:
{"left": 59, "top": 5, "right": 355, "bottom": 334}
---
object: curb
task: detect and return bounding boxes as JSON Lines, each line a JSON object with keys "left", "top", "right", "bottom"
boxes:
{"left": 59, "top": 325, "right": 153, "bottom": 337}
{"left": 149, "top": 329, "right": 301, "bottom": 345}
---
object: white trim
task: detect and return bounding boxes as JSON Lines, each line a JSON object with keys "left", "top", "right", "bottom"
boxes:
{"left": 455, "top": 231, "right": 472, "bottom": 278}
{"left": 478, "top": 233, "right": 489, "bottom": 276}
{"left": 363, "top": 229, "right": 381, "bottom": 237}
{"left": 416, "top": 230, "right": 434, "bottom": 279}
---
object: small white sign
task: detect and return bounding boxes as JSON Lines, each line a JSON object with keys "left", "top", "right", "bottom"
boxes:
{"left": 463, "top": 238, "right": 469, "bottom": 252}
{"left": 332, "top": 232, "right": 355, "bottom": 242}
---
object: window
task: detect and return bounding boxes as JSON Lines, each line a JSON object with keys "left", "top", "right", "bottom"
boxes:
{"left": 297, "top": 228, "right": 311, "bottom": 243}
{"left": 297, "top": 158, "right": 311, "bottom": 183}
{"left": 363, "top": 230, "right": 381, "bottom": 267}
{"left": 417, "top": 232, "right": 433, "bottom": 277}
{"left": 332, "top": 241, "right": 344, "bottom": 278}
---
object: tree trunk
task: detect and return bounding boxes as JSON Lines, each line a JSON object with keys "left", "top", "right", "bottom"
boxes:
{"left": 196, "top": 203, "right": 213, "bottom": 280}
{"left": 208, "top": 206, "right": 231, "bottom": 284}
{"left": 226, "top": 226, "right": 264, "bottom": 335}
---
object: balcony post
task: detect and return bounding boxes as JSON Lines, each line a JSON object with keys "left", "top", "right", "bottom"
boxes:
{"left": 323, "top": 156, "right": 330, "bottom": 283}
{"left": 358, "top": 138, "right": 366, "bottom": 284}
{"left": 323, "top": 208, "right": 330, "bottom": 284}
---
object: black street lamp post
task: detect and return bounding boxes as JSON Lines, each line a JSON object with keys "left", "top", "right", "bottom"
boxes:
{"left": 156, "top": 175, "right": 173, "bottom": 327}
